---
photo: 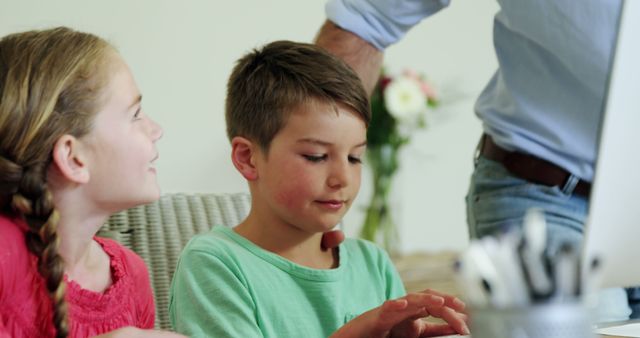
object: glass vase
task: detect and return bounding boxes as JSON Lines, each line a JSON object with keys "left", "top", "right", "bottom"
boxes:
{"left": 360, "top": 144, "right": 400, "bottom": 254}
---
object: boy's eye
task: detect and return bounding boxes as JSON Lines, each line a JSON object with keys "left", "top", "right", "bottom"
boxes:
{"left": 348, "top": 155, "right": 362, "bottom": 164}
{"left": 302, "top": 154, "right": 327, "bottom": 163}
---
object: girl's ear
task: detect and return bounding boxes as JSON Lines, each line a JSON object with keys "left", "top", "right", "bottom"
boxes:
{"left": 231, "top": 136, "right": 259, "bottom": 181}
{"left": 51, "top": 134, "right": 90, "bottom": 184}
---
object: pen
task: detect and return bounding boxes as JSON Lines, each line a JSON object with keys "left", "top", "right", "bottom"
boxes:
{"left": 453, "top": 256, "right": 490, "bottom": 307}
{"left": 489, "top": 230, "right": 530, "bottom": 306}
{"left": 466, "top": 241, "right": 516, "bottom": 307}
{"left": 519, "top": 208, "right": 553, "bottom": 299}
{"left": 552, "top": 242, "right": 579, "bottom": 302}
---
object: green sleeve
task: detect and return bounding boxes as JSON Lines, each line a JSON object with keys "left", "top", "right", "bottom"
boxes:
{"left": 381, "top": 250, "right": 407, "bottom": 300}
{"left": 169, "top": 248, "right": 264, "bottom": 338}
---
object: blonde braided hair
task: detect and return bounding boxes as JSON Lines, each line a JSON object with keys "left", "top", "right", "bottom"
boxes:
{"left": 0, "top": 27, "right": 112, "bottom": 337}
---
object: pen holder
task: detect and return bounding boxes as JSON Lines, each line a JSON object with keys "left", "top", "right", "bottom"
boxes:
{"left": 469, "top": 301, "right": 595, "bottom": 338}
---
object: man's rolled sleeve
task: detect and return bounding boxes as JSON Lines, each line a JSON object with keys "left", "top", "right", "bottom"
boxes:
{"left": 325, "top": 0, "right": 451, "bottom": 50}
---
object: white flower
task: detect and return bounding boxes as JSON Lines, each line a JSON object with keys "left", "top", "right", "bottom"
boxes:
{"left": 383, "top": 76, "right": 427, "bottom": 121}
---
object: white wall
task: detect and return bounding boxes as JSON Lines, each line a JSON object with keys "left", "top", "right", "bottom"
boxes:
{"left": 0, "top": 0, "right": 498, "bottom": 253}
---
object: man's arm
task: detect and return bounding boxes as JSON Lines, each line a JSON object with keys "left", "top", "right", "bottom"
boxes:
{"left": 315, "top": 20, "right": 383, "bottom": 95}
{"left": 315, "top": 0, "right": 450, "bottom": 94}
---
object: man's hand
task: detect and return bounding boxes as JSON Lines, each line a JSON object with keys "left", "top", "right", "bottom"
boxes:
{"left": 315, "top": 20, "right": 383, "bottom": 95}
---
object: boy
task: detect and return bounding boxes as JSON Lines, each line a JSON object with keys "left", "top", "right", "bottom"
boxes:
{"left": 169, "top": 40, "right": 468, "bottom": 338}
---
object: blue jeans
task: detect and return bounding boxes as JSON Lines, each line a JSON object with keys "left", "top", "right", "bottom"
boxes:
{"left": 466, "top": 155, "right": 632, "bottom": 322}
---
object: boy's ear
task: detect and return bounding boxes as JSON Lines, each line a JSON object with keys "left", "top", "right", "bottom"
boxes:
{"left": 231, "top": 136, "right": 259, "bottom": 181}
{"left": 50, "top": 134, "right": 90, "bottom": 184}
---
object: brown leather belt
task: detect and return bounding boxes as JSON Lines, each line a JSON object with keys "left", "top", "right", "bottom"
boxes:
{"left": 478, "top": 134, "right": 591, "bottom": 197}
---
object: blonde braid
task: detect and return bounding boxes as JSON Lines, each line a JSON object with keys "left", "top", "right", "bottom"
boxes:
{"left": 1, "top": 27, "right": 112, "bottom": 337}
{"left": 14, "top": 165, "right": 68, "bottom": 337}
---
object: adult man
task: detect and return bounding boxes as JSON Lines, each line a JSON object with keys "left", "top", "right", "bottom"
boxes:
{"left": 315, "top": 0, "right": 634, "bottom": 321}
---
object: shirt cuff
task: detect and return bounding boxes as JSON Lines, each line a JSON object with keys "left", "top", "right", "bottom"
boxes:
{"left": 325, "top": 0, "right": 451, "bottom": 50}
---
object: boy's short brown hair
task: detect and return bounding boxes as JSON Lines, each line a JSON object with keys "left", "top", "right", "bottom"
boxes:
{"left": 225, "top": 40, "right": 370, "bottom": 151}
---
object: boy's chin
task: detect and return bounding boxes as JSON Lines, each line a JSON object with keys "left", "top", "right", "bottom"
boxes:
{"left": 310, "top": 220, "right": 343, "bottom": 233}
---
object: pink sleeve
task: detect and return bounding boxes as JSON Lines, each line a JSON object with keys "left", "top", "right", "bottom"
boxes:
{"left": 0, "top": 320, "right": 11, "bottom": 338}
{"left": 100, "top": 237, "right": 156, "bottom": 329}
{"left": 0, "top": 216, "right": 22, "bottom": 305}
{"left": 122, "top": 246, "right": 155, "bottom": 329}
{"left": 0, "top": 330, "right": 11, "bottom": 338}
{"left": 0, "top": 218, "right": 19, "bottom": 337}
{"left": 136, "top": 262, "right": 156, "bottom": 329}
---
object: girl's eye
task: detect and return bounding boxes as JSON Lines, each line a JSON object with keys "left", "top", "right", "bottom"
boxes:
{"left": 133, "top": 107, "right": 142, "bottom": 120}
{"left": 302, "top": 154, "right": 327, "bottom": 163}
{"left": 348, "top": 156, "right": 362, "bottom": 164}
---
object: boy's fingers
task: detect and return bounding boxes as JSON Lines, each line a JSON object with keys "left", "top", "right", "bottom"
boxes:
{"left": 423, "top": 305, "right": 469, "bottom": 335}
{"left": 419, "top": 322, "right": 458, "bottom": 337}
{"left": 419, "top": 289, "right": 466, "bottom": 313}
{"left": 403, "top": 293, "right": 445, "bottom": 308}
{"left": 373, "top": 293, "right": 468, "bottom": 336}
{"left": 374, "top": 299, "right": 426, "bottom": 330}
{"left": 378, "top": 298, "right": 408, "bottom": 314}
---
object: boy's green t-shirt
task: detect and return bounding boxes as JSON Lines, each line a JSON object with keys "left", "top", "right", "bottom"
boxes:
{"left": 169, "top": 226, "right": 406, "bottom": 338}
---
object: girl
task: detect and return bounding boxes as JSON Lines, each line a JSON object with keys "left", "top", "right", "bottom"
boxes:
{"left": 0, "top": 27, "right": 184, "bottom": 338}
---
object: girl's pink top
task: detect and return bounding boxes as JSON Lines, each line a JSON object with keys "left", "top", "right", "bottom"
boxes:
{"left": 0, "top": 214, "right": 155, "bottom": 338}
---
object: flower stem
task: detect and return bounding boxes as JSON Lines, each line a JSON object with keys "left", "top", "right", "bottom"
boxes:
{"left": 360, "top": 144, "right": 400, "bottom": 253}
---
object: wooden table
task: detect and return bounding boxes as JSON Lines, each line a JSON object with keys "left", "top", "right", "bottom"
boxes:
{"left": 391, "top": 251, "right": 459, "bottom": 295}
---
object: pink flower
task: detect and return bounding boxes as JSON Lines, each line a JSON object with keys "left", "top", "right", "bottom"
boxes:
{"left": 402, "top": 69, "right": 437, "bottom": 100}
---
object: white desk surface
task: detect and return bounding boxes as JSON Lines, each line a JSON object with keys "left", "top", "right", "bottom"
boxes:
{"left": 596, "top": 319, "right": 640, "bottom": 338}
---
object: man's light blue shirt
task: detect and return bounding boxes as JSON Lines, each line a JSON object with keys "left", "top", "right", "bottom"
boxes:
{"left": 326, "top": 0, "right": 622, "bottom": 181}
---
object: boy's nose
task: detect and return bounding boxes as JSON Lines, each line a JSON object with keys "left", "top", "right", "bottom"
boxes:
{"left": 327, "top": 161, "right": 349, "bottom": 188}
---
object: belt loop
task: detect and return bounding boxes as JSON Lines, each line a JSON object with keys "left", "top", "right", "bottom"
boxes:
{"left": 561, "top": 174, "right": 580, "bottom": 195}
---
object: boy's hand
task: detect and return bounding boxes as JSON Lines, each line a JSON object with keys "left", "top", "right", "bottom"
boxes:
{"left": 321, "top": 229, "right": 345, "bottom": 250}
{"left": 330, "top": 289, "right": 469, "bottom": 338}
{"left": 389, "top": 289, "right": 469, "bottom": 337}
